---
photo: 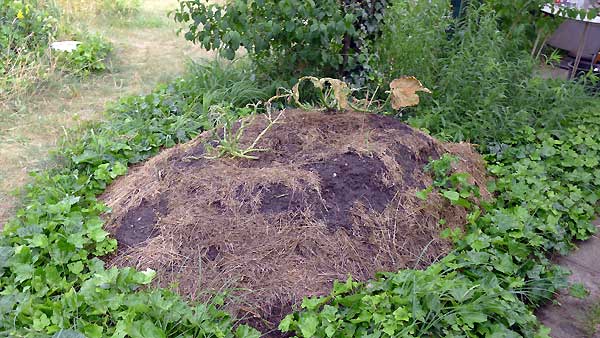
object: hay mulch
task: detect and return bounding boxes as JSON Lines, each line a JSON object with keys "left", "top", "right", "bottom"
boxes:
{"left": 100, "top": 109, "right": 489, "bottom": 334}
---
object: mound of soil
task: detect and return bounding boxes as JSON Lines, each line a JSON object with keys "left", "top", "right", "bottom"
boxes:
{"left": 101, "top": 110, "right": 488, "bottom": 334}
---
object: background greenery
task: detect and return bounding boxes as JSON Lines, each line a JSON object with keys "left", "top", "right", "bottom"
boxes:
{"left": 174, "top": 0, "right": 388, "bottom": 85}
{"left": 1, "top": 0, "right": 59, "bottom": 100}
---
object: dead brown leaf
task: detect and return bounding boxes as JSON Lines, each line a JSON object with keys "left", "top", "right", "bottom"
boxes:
{"left": 389, "top": 76, "right": 432, "bottom": 109}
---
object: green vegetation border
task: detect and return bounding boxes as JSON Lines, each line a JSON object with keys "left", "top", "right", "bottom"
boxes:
{"left": 0, "top": 60, "right": 267, "bottom": 338}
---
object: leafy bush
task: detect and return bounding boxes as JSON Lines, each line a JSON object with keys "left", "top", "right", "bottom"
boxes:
{"left": 57, "top": 34, "right": 113, "bottom": 75}
{"left": 100, "top": 0, "right": 141, "bottom": 17}
{"left": 0, "top": 0, "right": 59, "bottom": 101}
{"left": 174, "top": 0, "right": 387, "bottom": 84}
{"left": 0, "top": 60, "right": 269, "bottom": 337}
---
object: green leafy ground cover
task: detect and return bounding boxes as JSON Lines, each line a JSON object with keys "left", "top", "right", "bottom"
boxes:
{"left": 279, "top": 121, "right": 600, "bottom": 337}
{"left": 0, "top": 61, "right": 268, "bottom": 337}
{"left": 1, "top": 1, "right": 600, "bottom": 338}
{"left": 276, "top": 4, "right": 600, "bottom": 336}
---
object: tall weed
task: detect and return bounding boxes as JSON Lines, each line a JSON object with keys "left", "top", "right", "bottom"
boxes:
{"left": 377, "top": 4, "right": 598, "bottom": 147}
{"left": 409, "top": 6, "right": 537, "bottom": 143}
{"left": 99, "top": 0, "right": 141, "bottom": 17}
{"left": 184, "top": 59, "right": 273, "bottom": 109}
{"left": 375, "top": 0, "right": 452, "bottom": 88}
{"left": 0, "top": 45, "right": 54, "bottom": 107}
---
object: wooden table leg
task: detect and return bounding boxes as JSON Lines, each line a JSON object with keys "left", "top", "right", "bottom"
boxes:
{"left": 571, "top": 21, "right": 591, "bottom": 80}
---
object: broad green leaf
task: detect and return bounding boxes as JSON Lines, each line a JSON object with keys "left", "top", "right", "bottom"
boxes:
{"left": 302, "top": 296, "right": 327, "bottom": 310}
{"left": 83, "top": 324, "right": 103, "bottom": 338}
{"left": 32, "top": 312, "right": 51, "bottom": 331}
{"left": 112, "top": 162, "right": 128, "bottom": 177}
{"left": 460, "top": 311, "right": 487, "bottom": 326}
{"left": 278, "top": 314, "right": 294, "bottom": 332}
{"left": 416, "top": 187, "right": 431, "bottom": 201}
{"left": 298, "top": 313, "right": 319, "bottom": 337}
{"left": 128, "top": 319, "right": 166, "bottom": 338}
{"left": 53, "top": 329, "right": 86, "bottom": 338}
{"left": 68, "top": 261, "right": 85, "bottom": 275}
{"left": 13, "top": 263, "right": 34, "bottom": 283}
{"left": 442, "top": 190, "right": 460, "bottom": 202}
{"left": 235, "top": 325, "right": 261, "bottom": 338}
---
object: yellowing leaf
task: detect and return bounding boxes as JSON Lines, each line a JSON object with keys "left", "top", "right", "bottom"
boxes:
{"left": 293, "top": 76, "right": 351, "bottom": 111}
{"left": 321, "top": 77, "right": 350, "bottom": 110}
{"left": 292, "top": 76, "right": 322, "bottom": 108}
{"left": 389, "top": 76, "right": 431, "bottom": 109}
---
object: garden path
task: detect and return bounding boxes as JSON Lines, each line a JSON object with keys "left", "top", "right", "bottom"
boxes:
{"left": 538, "top": 219, "right": 600, "bottom": 338}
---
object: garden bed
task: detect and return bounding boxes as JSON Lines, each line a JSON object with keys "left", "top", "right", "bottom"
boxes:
{"left": 100, "top": 109, "right": 489, "bottom": 333}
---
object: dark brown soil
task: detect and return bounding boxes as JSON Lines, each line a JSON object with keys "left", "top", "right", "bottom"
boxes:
{"left": 304, "top": 151, "right": 395, "bottom": 229}
{"left": 115, "top": 201, "right": 157, "bottom": 247}
{"left": 101, "top": 109, "right": 489, "bottom": 335}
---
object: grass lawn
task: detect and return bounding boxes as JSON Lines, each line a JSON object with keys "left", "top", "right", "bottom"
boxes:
{"left": 0, "top": 0, "right": 213, "bottom": 226}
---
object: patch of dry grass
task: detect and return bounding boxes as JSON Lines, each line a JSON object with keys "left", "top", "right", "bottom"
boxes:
{"left": 0, "top": 0, "right": 214, "bottom": 226}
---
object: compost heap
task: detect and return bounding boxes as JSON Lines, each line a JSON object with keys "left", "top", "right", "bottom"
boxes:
{"left": 101, "top": 109, "right": 489, "bottom": 333}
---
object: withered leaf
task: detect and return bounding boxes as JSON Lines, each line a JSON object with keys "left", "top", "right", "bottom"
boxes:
{"left": 389, "top": 76, "right": 432, "bottom": 109}
{"left": 293, "top": 76, "right": 350, "bottom": 110}
{"left": 321, "top": 77, "right": 350, "bottom": 110}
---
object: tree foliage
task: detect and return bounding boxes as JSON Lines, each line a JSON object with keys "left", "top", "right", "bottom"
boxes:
{"left": 173, "top": 0, "right": 387, "bottom": 83}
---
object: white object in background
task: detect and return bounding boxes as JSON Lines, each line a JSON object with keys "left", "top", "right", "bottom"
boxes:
{"left": 577, "top": 0, "right": 585, "bottom": 8}
{"left": 50, "top": 41, "right": 81, "bottom": 52}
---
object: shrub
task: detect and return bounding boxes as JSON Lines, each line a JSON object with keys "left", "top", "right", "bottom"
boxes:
{"left": 0, "top": 0, "right": 59, "bottom": 101}
{"left": 173, "top": 0, "right": 387, "bottom": 84}
{"left": 100, "top": 0, "right": 141, "bottom": 17}
{"left": 56, "top": 34, "right": 113, "bottom": 75}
